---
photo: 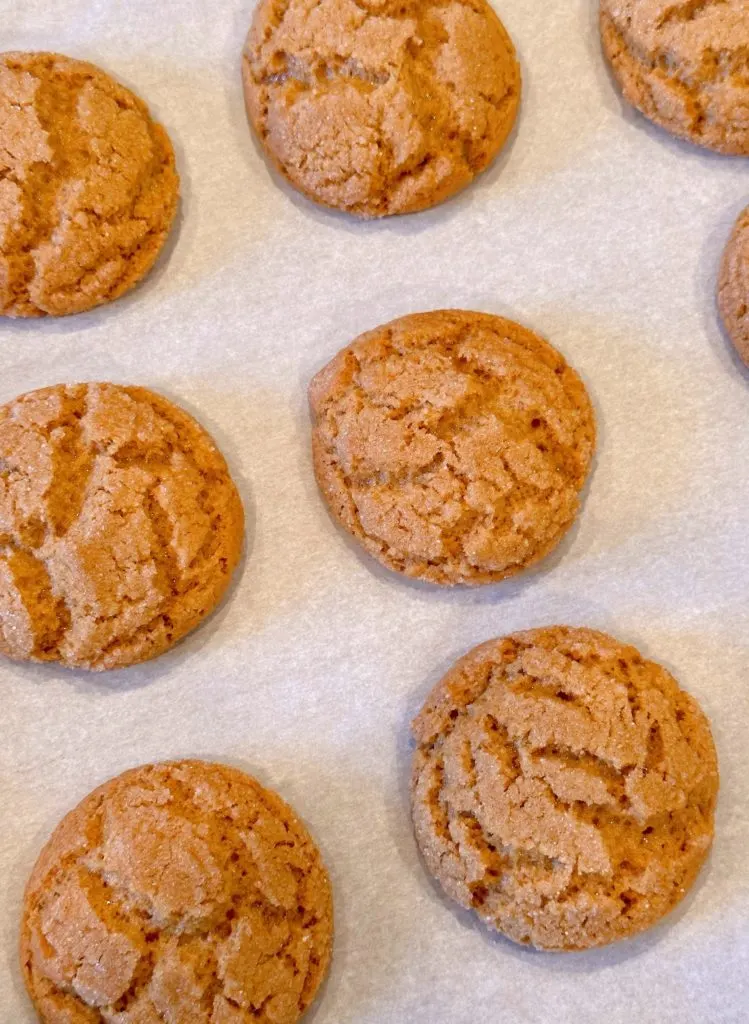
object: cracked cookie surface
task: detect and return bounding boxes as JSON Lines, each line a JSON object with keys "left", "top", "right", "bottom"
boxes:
{"left": 242, "top": 0, "right": 520, "bottom": 217}
{"left": 411, "top": 627, "right": 719, "bottom": 951}
{"left": 718, "top": 204, "right": 749, "bottom": 363}
{"left": 600, "top": 0, "right": 749, "bottom": 154}
{"left": 0, "top": 51, "right": 179, "bottom": 317}
{"left": 21, "top": 760, "right": 333, "bottom": 1023}
{"left": 309, "top": 310, "right": 595, "bottom": 586}
{"left": 0, "top": 383, "right": 244, "bottom": 671}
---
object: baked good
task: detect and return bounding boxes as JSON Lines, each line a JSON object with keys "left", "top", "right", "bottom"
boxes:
{"left": 0, "top": 383, "right": 243, "bottom": 670}
{"left": 0, "top": 51, "right": 179, "bottom": 317}
{"left": 309, "top": 310, "right": 595, "bottom": 586}
{"left": 718, "top": 203, "right": 749, "bottom": 364}
{"left": 242, "top": 0, "right": 521, "bottom": 217}
{"left": 600, "top": 0, "right": 749, "bottom": 155}
{"left": 21, "top": 759, "right": 333, "bottom": 1022}
{"left": 411, "top": 626, "right": 719, "bottom": 951}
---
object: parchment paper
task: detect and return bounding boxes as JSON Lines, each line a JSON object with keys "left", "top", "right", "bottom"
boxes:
{"left": 2, "top": 2, "right": 749, "bottom": 1021}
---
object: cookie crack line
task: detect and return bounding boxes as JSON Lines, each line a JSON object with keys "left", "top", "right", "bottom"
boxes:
{"left": 656, "top": 0, "right": 730, "bottom": 28}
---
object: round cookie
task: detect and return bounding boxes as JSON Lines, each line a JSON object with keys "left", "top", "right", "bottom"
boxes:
{"left": 0, "top": 51, "right": 179, "bottom": 317}
{"left": 411, "top": 627, "right": 719, "bottom": 951}
{"left": 600, "top": 0, "right": 749, "bottom": 155}
{"left": 242, "top": 0, "right": 521, "bottom": 218}
{"left": 309, "top": 310, "right": 595, "bottom": 586}
{"left": 0, "top": 383, "right": 244, "bottom": 671}
{"left": 20, "top": 759, "right": 333, "bottom": 1023}
{"left": 718, "top": 204, "right": 749, "bottom": 364}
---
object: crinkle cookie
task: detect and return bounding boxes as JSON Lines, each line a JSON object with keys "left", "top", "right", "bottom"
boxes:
{"left": 0, "top": 383, "right": 243, "bottom": 670}
{"left": 600, "top": 0, "right": 749, "bottom": 155}
{"left": 21, "top": 760, "right": 333, "bottom": 1023}
{"left": 309, "top": 310, "right": 595, "bottom": 586}
{"left": 0, "top": 51, "right": 179, "bottom": 317}
{"left": 411, "top": 627, "right": 719, "bottom": 951}
{"left": 242, "top": 0, "right": 521, "bottom": 217}
{"left": 718, "top": 204, "right": 749, "bottom": 364}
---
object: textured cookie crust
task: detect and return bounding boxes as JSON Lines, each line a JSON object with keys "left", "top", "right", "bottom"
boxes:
{"left": 21, "top": 760, "right": 333, "bottom": 1023}
{"left": 718, "top": 204, "right": 749, "bottom": 363}
{"left": 600, "top": 1, "right": 749, "bottom": 155}
{"left": 411, "top": 627, "right": 719, "bottom": 951}
{"left": 0, "top": 383, "right": 244, "bottom": 671}
{"left": 309, "top": 310, "right": 595, "bottom": 586}
{"left": 242, "top": 0, "right": 521, "bottom": 217}
{"left": 0, "top": 51, "right": 179, "bottom": 317}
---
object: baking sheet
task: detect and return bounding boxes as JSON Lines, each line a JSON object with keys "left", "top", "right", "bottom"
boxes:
{"left": 2, "top": 1, "right": 749, "bottom": 1021}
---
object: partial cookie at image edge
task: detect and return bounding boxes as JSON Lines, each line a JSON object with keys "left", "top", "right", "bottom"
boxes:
{"left": 599, "top": 3, "right": 749, "bottom": 156}
{"left": 20, "top": 759, "right": 334, "bottom": 1023}
{"left": 718, "top": 205, "right": 749, "bottom": 365}
{"left": 242, "top": 0, "right": 521, "bottom": 217}
{"left": 0, "top": 50, "right": 180, "bottom": 318}
{"left": 0, "top": 383, "right": 244, "bottom": 671}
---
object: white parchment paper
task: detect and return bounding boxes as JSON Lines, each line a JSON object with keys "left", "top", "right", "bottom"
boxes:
{"left": 2, "top": 2, "right": 749, "bottom": 1021}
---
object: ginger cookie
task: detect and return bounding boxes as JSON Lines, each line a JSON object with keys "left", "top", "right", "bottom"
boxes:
{"left": 600, "top": 0, "right": 749, "bottom": 155}
{"left": 20, "top": 759, "right": 333, "bottom": 1023}
{"left": 718, "top": 204, "right": 749, "bottom": 364}
{"left": 242, "top": 0, "right": 521, "bottom": 218}
{"left": 0, "top": 383, "right": 243, "bottom": 671}
{"left": 309, "top": 310, "right": 595, "bottom": 586}
{"left": 0, "top": 51, "right": 179, "bottom": 318}
{"left": 411, "top": 627, "right": 719, "bottom": 951}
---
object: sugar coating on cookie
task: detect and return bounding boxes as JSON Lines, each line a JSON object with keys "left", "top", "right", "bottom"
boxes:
{"left": 411, "top": 627, "right": 719, "bottom": 951}
{"left": 309, "top": 310, "right": 595, "bottom": 586}
{"left": 718, "top": 204, "right": 749, "bottom": 364}
{"left": 600, "top": 0, "right": 749, "bottom": 155}
{"left": 0, "top": 52, "right": 179, "bottom": 317}
{"left": 0, "top": 383, "right": 243, "bottom": 671}
{"left": 242, "top": 0, "right": 520, "bottom": 217}
{"left": 21, "top": 760, "right": 333, "bottom": 1023}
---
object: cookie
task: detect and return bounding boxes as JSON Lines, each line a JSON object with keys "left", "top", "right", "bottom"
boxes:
{"left": 242, "top": 0, "right": 520, "bottom": 218}
{"left": 20, "top": 759, "right": 333, "bottom": 1023}
{"left": 0, "top": 51, "right": 179, "bottom": 317}
{"left": 411, "top": 627, "right": 719, "bottom": 951}
{"left": 600, "top": 0, "right": 749, "bottom": 155}
{"left": 0, "top": 383, "right": 244, "bottom": 671}
{"left": 309, "top": 310, "right": 595, "bottom": 586}
{"left": 718, "top": 204, "right": 749, "bottom": 364}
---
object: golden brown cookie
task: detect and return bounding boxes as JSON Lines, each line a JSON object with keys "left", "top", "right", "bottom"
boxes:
{"left": 20, "top": 760, "right": 333, "bottom": 1023}
{"left": 309, "top": 310, "right": 595, "bottom": 586}
{"left": 0, "top": 383, "right": 244, "bottom": 671}
{"left": 0, "top": 51, "right": 179, "bottom": 317}
{"left": 411, "top": 627, "right": 719, "bottom": 951}
{"left": 600, "top": 0, "right": 749, "bottom": 155}
{"left": 718, "top": 204, "right": 749, "bottom": 364}
{"left": 242, "top": 0, "right": 521, "bottom": 217}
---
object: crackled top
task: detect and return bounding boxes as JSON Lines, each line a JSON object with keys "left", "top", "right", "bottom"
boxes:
{"left": 242, "top": 0, "right": 520, "bottom": 217}
{"left": 601, "top": 0, "right": 749, "bottom": 154}
{"left": 719, "top": 204, "right": 749, "bottom": 364}
{"left": 309, "top": 310, "right": 595, "bottom": 586}
{"left": 0, "top": 383, "right": 244, "bottom": 670}
{"left": 21, "top": 760, "right": 333, "bottom": 1023}
{"left": 411, "top": 627, "right": 719, "bottom": 951}
{"left": 0, "top": 51, "right": 179, "bottom": 317}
